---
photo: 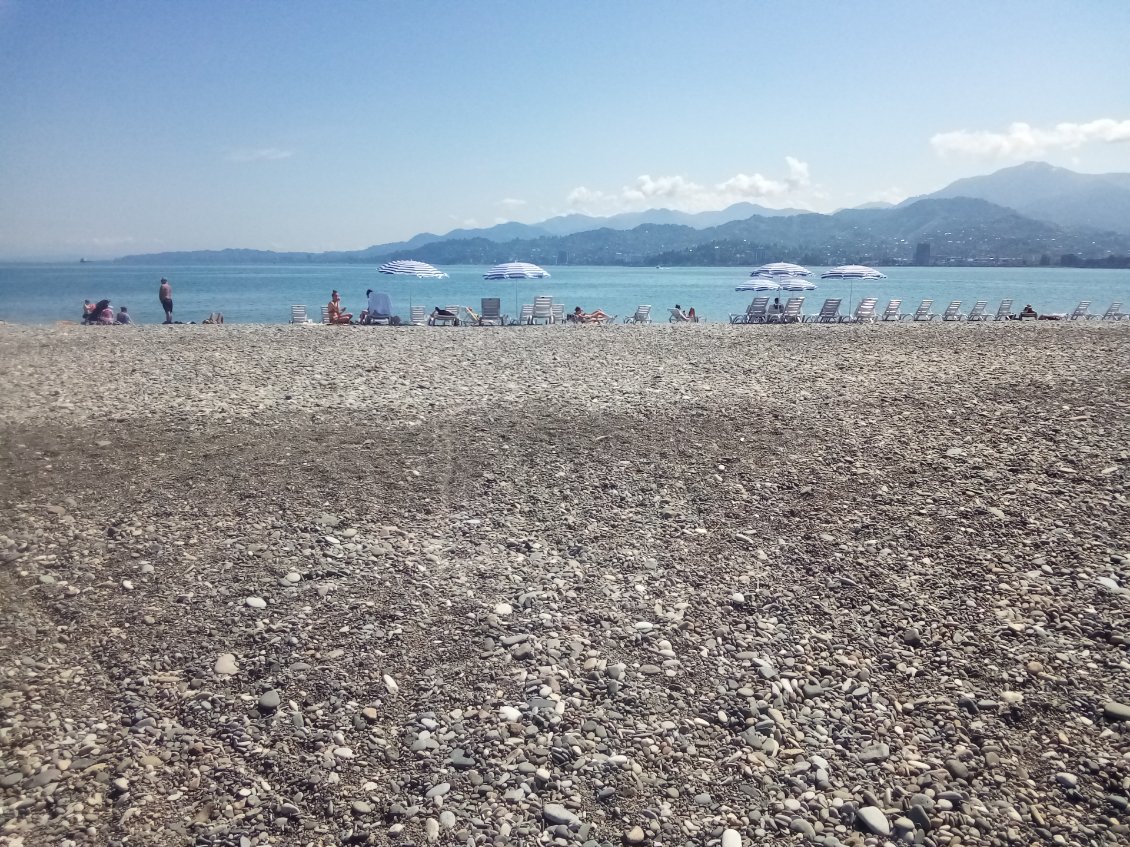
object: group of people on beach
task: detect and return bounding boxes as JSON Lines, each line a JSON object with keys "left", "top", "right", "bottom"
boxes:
{"left": 326, "top": 289, "right": 398, "bottom": 325}
{"left": 81, "top": 277, "right": 177, "bottom": 326}
{"left": 82, "top": 299, "right": 131, "bottom": 324}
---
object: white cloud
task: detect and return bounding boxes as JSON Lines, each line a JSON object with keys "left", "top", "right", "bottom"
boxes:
{"left": 566, "top": 158, "right": 813, "bottom": 215}
{"left": 227, "top": 147, "right": 294, "bottom": 162}
{"left": 931, "top": 119, "right": 1130, "bottom": 159}
{"left": 498, "top": 197, "right": 527, "bottom": 208}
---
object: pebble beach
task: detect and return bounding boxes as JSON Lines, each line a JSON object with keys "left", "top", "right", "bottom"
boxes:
{"left": 2, "top": 320, "right": 1129, "bottom": 847}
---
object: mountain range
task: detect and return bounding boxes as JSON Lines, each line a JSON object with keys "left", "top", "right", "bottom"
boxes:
{"left": 116, "top": 162, "right": 1130, "bottom": 266}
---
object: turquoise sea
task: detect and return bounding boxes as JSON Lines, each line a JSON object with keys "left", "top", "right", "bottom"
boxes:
{"left": 0, "top": 263, "right": 1127, "bottom": 325}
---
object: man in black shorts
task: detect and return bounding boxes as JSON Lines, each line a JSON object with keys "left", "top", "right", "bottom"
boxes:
{"left": 159, "top": 277, "right": 173, "bottom": 323}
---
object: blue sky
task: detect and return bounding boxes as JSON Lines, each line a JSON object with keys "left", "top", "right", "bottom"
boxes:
{"left": 1, "top": 0, "right": 1128, "bottom": 259}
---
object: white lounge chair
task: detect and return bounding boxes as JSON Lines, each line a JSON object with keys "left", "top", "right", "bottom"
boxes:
{"left": 478, "top": 297, "right": 507, "bottom": 326}
{"left": 1099, "top": 302, "right": 1126, "bottom": 321}
{"left": 531, "top": 296, "right": 553, "bottom": 325}
{"left": 514, "top": 304, "right": 534, "bottom": 325}
{"left": 843, "top": 297, "right": 878, "bottom": 323}
{"left": 320, "top": 305, "right": 330, "bottom": 325}
{"left": 804, "top": 298, "right": 842, "bottom": 323}
{"left": 966, "top": 300, "right": 990, "bottom": 321}
{"left": 551, "top": 303, "right": 565, "bottom": 324}
{"left": 290, "top": 305, "right": 310, "bottom": 324}
{"left": 731, "top": 296, "right": 770, "bottom": 324}
{"left": 879, "top": 299, "right": 905, "bottom": 321}
{"left": 626, "top": 305, "right": 652, "bottom": 324}
{"left": 910, "top": 300, "right": 938, "bottom": 321}
{"left": 941, "top": 301, "right": 966, "bottom": 321}
{"left": 1068, "top": 301, "right": 1093, "bottom": 320}
{"left": 409, "top": 306, "right": 427, "bottom": 326}
{"left": 780, "top": 297, "right": 804, "bottom": 323}
{"left": 669, "top": 307, "right": 689, "bottom": 322}
{"left": 992, "top": 299, "right": 1014, "bottom": 321}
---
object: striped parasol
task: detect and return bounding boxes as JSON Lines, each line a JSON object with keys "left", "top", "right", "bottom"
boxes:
{"left": 378, "top": 260, "right": 448, "bottom": 278}
{"left": 819, "top": 264, "right": 887, "bottom": 280}
{"left": 820, "top": 265, "right": 886, "bottom": 314}
{"left": 735, "top": 277, "right": 781, "bottom": 292}
{"left": 751, "top": 262, "right": 813, "bottom": 278}
{"left": 484, "top": 262, "right": 551, "bottom": 317}
{"left": 483, "top": 262, "right": 550, "bottom": 280}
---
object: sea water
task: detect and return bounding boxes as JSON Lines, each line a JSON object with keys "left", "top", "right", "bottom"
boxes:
{"left": 0, "top": 263, "right": 1127, "bottom": 325}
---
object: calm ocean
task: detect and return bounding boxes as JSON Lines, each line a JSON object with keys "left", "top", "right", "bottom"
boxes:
{"left": 0, "top": 263, "right": 1127, "bottom": 325}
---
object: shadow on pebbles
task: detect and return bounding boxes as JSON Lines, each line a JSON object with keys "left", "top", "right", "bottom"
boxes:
{"left": 1, "top": 322, "right": 1129, "bottom": 846}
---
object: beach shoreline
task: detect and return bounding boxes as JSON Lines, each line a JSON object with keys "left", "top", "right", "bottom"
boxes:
{"left": 2, "top": 322, "right": 1129, "bottom": 845}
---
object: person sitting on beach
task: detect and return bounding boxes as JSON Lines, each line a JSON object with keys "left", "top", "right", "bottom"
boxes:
{"left": 82, "top": 299, "right": 96, "bottom": 324}
{"left": 671, "top": 304, "right": 689, "bottom": 321}
{"left": 327, "top": 290, "right": 352, "bottom": 324}
{"left": 115, "top": 306, "right": 132, "bottom": 324}
{"left": 97, "top": 301, "right": 115, "bottom": 324}
{"left": 687, "top": 307, "right": 698, "bottom": 322}
{"left": 1019, "top": 304, "right": 1037, "bottom": 320}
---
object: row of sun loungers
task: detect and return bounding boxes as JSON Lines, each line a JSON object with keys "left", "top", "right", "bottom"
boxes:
{"left": 729, "top": 297, "right": 1128, "bottom": 324}
{"left": 291, "top": 297, "right": 1128, "bottom": 326}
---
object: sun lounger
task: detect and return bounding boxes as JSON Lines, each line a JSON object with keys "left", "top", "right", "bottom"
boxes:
{"left": 477, "top": 297, "right": 507, "bottom": 326}
{"left": 531, "top": 296, "right": 554, "bottom": 325}
{"left": 1100, "top": 302, "right": 1126, "bottom": 321}
{"left": 290, "top": 305, "right": 310, "bottom": 324}
{"left": 514, "top": 304, "right": 534, "bottom": 325}
{"left": 843, "top": 297, "right": 878, "bottom": 323}
{"left": 910, "top": 300, "right": 937, "bottom": 321}
{"left": 364, "top": 292, "right": 393, "bottom": 325}
{"left": 625, "top": 305, "right": 652, "bottom": 324}
{"left": 429, "top": 305, "right": 460, "bottom": 326}
{"left": 941, "top": 301, "right": 966, "bottom": 321}
{"left": 804, "top": 298, "right": 842, "bottom": 323}
{"left": 551, "top": 303, "right": 565, "bottom": 324}
{"left": 780, "top": 297, "right": 804, "bottom": 323}
{"left": 320, "top": 305, "right": 330, "bottom": 325}
{"left": 669, "top": 307, "right": 689, "bottom": 322}
{"left": 879, "top": 299, "right": 905, "bottom": 321}
{"left": 1068, "top": 301, "right": 1093, "bottom": 320}
{"left": 731, "top": 296, "right": 770, "bottom": 324}
{"left": 966, "top": 300, "right": 989, "bottom": 321}
{"left": 992, "top": 299, "right": 1014, "bottom": 321}
{"left": 409, "top": 306, "right": 427, "bottom": 326}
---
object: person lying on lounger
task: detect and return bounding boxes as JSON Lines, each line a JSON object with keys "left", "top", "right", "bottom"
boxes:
{"left": 572, "top": 306, "right": 609, "bottom": 324}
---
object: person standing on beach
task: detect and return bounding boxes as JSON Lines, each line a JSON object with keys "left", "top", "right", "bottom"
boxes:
{"left": 159, "top": 277, "right": 173, "bottom": 324}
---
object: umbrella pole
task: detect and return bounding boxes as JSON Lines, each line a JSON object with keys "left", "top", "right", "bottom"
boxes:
{"left": 515, "top": 279, "right": 519, "bottom": 325}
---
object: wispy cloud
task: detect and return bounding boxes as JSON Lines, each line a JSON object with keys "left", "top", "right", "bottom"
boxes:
{"left": 227, "top": 147, "right": 294, "bottom": 162}
{"left": 931, "top": 119, "right": 1130, "bottom": 159}
{"left": 499, "top": 197, "right": 527, "bottom": 209}
{"left": 566, "top": 158, "right": 812, "bottom": 215}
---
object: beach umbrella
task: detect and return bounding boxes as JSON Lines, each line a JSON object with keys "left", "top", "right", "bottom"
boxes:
{"left": 820, "top": 265, "right": 886, "bottom": 314}
{"left": 779, "top": 278, "right": 817, "bottom": 292}
{"left": 484, "top": 262, "right": 551, "bottom": 319}
{"left": 378, "top": 260, "right": 448, "bottom": 309}
{"left": 751, "top": 262, "right": 813, "bottom": 278}
{"left": 819, "top": 264, "right": 887, "bottom": 280}
{"left": 735, "top": 277, "right": 781, "bottom": 292}
{"left": 379, "top": 260, "right": 448, "bottom": 278}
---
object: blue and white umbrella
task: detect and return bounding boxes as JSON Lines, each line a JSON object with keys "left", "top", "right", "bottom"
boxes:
{"left": 379, "top": 260, "right": 448, "bottom": 278}
{"left": 736, "top": 277, "right": 781, "bottom": 292}
{"left": 483, "top": 262, "right": 550, "bottom": 280}
{"left": 378, "top": 260, "right": 448, "bottom": 310}
{"left": 484, "top": 262, "right": 551, "bottom": 318}
{"left": 779, "top": 278, "right": 817, "bottom": 292}
{"left": 820, "top": 265, "right": 886, "bottom": 314}
{"left": 819, "top": 264, "right": 887, "bottom": 280}
{"left": 751, "top": 262, "right": 812, "bottom": 278}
